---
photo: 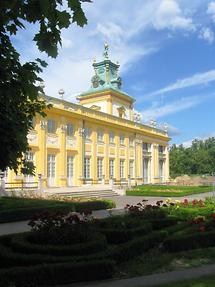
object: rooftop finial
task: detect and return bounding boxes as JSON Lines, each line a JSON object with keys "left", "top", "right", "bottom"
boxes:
{"left": 103, "top": 42, "right": 109, "bottom": 59}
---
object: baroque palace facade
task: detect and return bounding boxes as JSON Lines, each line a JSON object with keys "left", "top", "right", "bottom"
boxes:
{"left": 6, "top": 44, "right": 170, "bottom": 188}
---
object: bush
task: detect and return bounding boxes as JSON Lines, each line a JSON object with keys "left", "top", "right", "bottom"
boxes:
{"left": 0, "top": 199, "right": 115, "bottom": 223}
{"left": 110, "top": 230, "right": 168, "bottom": 263}
{"left": 163, "top": 230, "right": 215, "bottom": 252}
{"left": 98, "top": 224, "right": 152, "bottom": 244}
{"left": 95, "top": 215, "right": 152, "bottom": 243}
{"left": 10, "top": 232, "right": 107, "bottom": 256}
{"left": 0, "top": 259, "right": 115, "bottom": 286}
{"left": 149, "top": 216, "right": 179, "bottom": 230}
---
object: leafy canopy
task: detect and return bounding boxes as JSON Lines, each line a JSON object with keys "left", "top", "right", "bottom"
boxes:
{"left": 0, "top": 0, "right": 91, "bottom": 174}
{"left": 170, "top": 137, "right": 215, "bottom": 177}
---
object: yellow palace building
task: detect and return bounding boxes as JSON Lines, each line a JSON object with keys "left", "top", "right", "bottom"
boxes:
{"left": 6, "top": 44, "right": 170, "bottom": 189}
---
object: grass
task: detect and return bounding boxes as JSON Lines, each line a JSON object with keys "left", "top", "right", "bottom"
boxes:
{"left": 126, "top": 185, "right": 212, "bottom": 197}
{"left": 119, "top": 246, "right": 215, "bottom": 279}
{"left": 157, "top": 275, "right": 215, "bottom": 287}
{"left": 0, "top": 197, "right": 115, "bottom": 223}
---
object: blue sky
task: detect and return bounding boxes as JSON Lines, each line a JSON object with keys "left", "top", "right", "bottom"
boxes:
{"left": 13, "top": 0, "right": 215, "bottom": 145}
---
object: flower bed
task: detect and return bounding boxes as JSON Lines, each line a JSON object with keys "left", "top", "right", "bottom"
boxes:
{"left": 2, "top": 198, "right": 215, "bottom": 286}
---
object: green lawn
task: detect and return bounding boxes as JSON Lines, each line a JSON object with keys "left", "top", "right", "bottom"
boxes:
{"left": 157, "top": 275, "right": 215, "bottom": 287}
{"left": 126, "top": 185, "right": 212, "bottom": 197}
{"left": 0, "top": 197, "right": 115, "bottom": 223}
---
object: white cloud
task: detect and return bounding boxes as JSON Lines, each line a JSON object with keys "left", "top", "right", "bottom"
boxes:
{"left": 182, "top": 131, "right": 215, "bottom": 147}
{"left": 12, "top": 0, "right": 204, "bottom": 101}
{"left": 147, "top": 70, "right": 215, "bottom": 97}
{"left": 207, "top": 1, "right": 215, "bottom": 22}
{"left": 61, "top": 37, "right": 73, "bottom": 48}
{"left": 199, "top": 27, "right": 214, "bottom": 44}
{"left": 153, "top": 0, "right": 195, "bottom": 31}
{"left": 140, "top": 95, "right": 204, "bottom": 120}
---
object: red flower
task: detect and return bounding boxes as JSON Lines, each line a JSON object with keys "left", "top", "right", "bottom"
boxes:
{"left": 199, "top": 225, "right": 205, "bottom": 232}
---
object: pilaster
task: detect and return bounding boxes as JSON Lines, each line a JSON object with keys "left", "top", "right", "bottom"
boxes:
{"left": 115, "top": 134, "right": 120, "bottom": 183}
{"left": 77, "top": 121, "right": 84, "bottom": 186}
{"left": 104, "top": 130, "right": 109, "bottom": 183}
{"left": 92, "top": 129, "right": 97, "bottom": 184}
{"left": 59, "top": 120, "right": 67, "bottom": 187}
{"left": 38, "top": 119, "right": 47, "bottom": 187}
{"left": 153, "top": 144, "right": 159, "bottom": 184}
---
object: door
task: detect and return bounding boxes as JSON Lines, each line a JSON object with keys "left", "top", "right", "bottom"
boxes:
{"left": 47, "top": 154, "right": 56, "bottom": 187}
{"left": 143, "top": 158, "right": 149, "bottom": 183}
{"left": 67, "top": 156, "right": 74, "bottom": 186}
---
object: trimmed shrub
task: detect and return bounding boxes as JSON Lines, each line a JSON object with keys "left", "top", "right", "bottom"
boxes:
{"left": 0, "top": 259, "right": 115, "bottom": 286}
{"left": 149, "top": 216, "right": 179, "bottom": 230}
{"left": 110, "top": 230, "right": 168, "bottom": 262}
{"left": 163, "top": 230, "right": 215, "bottom": 252}
{"left": 0, "top": 199, "right": 116, "bottom": 223}
{"left": 98, "top": 223, "right": 152, "bottom": 244}
{"left": 10, "top": 232, "right": 107, "bottom": 256}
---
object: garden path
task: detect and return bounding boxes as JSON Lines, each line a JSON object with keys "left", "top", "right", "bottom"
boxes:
{"left": 0, "top": 192, "right": 214, "bottom": 236}
{"left": 60, "top": 263, "right": 215, "bottom": 287}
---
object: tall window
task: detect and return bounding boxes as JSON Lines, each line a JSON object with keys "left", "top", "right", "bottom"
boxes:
{"left": 109, "top": 132, "right": 114, "bottom": 144}
{"left": 67, "top": 123, "right": 73, "bottom": 136}
{"left": 129, "top": 160, "right": 134, "bottom": 178}
{"left": 47, "top": 119, "right": 56, "bottom": 133}
{"left": 159, "top": 145, "right": 165, "bottom": 153}
{"left": 97, "top": 158, "right": 103, "bottom": 179}
{"left": 24, "top": 152, "right": 34, "bottom": 181}
{"left": 85, "top": 127, "right": 91, "bottom": 140}
{"left": 129, "top": 137, "right": 134, "bottom": 147}
{"left": 84, "top": 157, "right": 90, "bottom": 179}
{"left": 143, "top": 158, "right": 149, "bottom": 183}
{"left": 67, "top": 156, "right": 74, "bottom": 178}
{"left": 109, "top": 159, "right": 114, "bottom": 178}
{"left": 97, "top": 130, "right": 103, "bottom": 142}
{"left": 120, "top": 160, "right": 125, "bottom": 178}
{"left": 159, "top": 160, "right": 164, "bottom": 181}
{"left": 47, "top": 154, "right": 56, "bottom": 186}
{"left": 143, "top": 143, "right": 150, "bottom": 152}
{"left": 120, "top": 135, "right": 124, "bottom": 145}
{"left": 25, "top": 151, "right": 34, "bottom": 162}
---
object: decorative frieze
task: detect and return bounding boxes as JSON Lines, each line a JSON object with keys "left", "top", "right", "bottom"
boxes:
{"left": 27, "top": 131, "right": 38, "bottom": 145}
{"left": 47, "top": 134, "right": 59, "bottom": 146}
{"left": 66, "top": 136, "right": 77, "bottom": 148}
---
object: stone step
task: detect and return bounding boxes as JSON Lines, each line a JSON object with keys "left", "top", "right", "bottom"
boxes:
{"left": 54, "top": 190, "right": 118, "bottom": 198}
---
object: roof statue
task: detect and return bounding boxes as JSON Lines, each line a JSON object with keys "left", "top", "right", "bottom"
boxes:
{"left": 77, "top": 44, "right": 135, "bottom": 103}
{"left": 103, "top": 42, "right": 109, "bottom": 59}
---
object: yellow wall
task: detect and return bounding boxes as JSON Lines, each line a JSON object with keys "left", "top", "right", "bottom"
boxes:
{"left": 7, "top": 96, "right": 170, "bottom": 188}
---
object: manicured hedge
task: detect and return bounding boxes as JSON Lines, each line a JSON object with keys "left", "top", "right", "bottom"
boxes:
{"left": 109, "top": 230, "right": 168, "bottom": 263}
{"left": 163, "top": 230, "right": 215, "bottom": 252}
{"left": 10, "top": 232, "right": 107, "bottom": 256}
{"left": 0, "top": 259, "right": 115, "bottom": 286}
{"left": 148, "top": 216, "right": 179, "bottom": 230}
{"left": 0, "top": 199, "right": 115, "bottom": 223}
{"left": 98, "top": 223, "right": 152, "bottom": 244}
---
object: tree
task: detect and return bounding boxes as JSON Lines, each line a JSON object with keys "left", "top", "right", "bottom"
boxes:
{"left": 170, "top": 137, "right": 215, "bottom": 177}
{"left": 0, "top": 0, "right": 91, "bottom": 174}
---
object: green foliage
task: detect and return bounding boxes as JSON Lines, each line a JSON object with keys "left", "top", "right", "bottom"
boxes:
{"left": 170, "top": 137, "right": 215, "bottom": 177}
{"left": 0, "top": 259, "right": 114, "bottom": 287}
{"left": 163, "top": 230, "right": 215, "bottom": 252}
{"left": 0, "top": 0, "right": 91, "bottom": 173}
{"left": 0, "top": 197, "right": 116, "bottom": 223}
{"left": 127, "top": 185, "right": 212, "bottom": 197}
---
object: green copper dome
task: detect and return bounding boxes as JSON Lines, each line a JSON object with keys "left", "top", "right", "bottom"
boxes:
{"left": 79, "top": 43, "right": 124, "bottom": 97}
